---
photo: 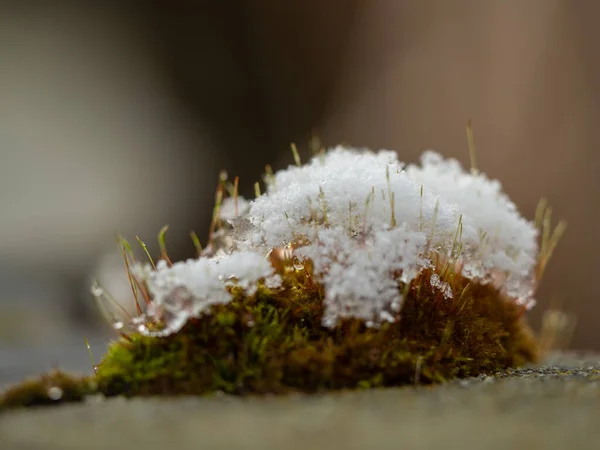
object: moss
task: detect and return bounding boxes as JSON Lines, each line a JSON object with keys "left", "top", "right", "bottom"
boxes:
{"left": 0, "top": 225, "right": 541, "bottom": 410}
{"left": 92, "top": 263, "right": 538, "bottom": 398}
{"left": 0, "top": 244, "right": 539, "bottom": 411}
{"left": 0, "top": 370, "right": 96, "bottom": 410}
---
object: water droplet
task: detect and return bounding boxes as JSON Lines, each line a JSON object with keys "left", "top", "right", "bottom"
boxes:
{"left": 112, "top": 320, "right": 124, "bottom": 331}
{"left": 47, "top": 386, "right": 63, "bottom": 401}
{"left": 292, "top": 259, "right": 304, "bottom": 271}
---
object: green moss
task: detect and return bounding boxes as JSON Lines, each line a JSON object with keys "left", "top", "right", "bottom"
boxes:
{"left": 0, "top": 370, "right": 96, "bottom": 410}
{"left": 0, "top": 260, "right": 538, "bottom": 410}
{"left": 92, "top": 264, "right": 538, "bottom": 398}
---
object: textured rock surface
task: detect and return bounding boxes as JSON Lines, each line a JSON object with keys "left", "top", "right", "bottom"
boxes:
{"left": 1, "top": 353, "right": 599, "bottom": 450}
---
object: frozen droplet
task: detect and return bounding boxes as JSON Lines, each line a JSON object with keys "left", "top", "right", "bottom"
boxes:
{"left": 400, "top": 269, "right": 416, "bottom": 284}
{"left": 90, "top": 281, "right": 104, "bottom": 297}
{"left": 441, "top": 283, "right": 453, "bottom": 299}
{"left": 112, "top": 320, "right": 124, "bottom": 331}
{"left": 321, "top": 315, "right": 336, "bottom": 328}
{"left": 246, "top": 285, "right": 258, "bottom": 296}
{"left": 47, "top": 386, "right": 63, "bottom": 401}
{"left": 131, "top": 316, "right": 145, "bottom": 325}
{"left": 379, "top": 310, "right": 395, "bottom": 323}
{"left": 265, "top": 274, "right": 282, "bottom": 289}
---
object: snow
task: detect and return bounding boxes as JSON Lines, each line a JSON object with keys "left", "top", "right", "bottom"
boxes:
{"left": 219, "top": 196, "right": 250, "bottom": 221}
{"left": 133, "top": 251, "right": 274, "bottom": 335}
{"left": 405, "top": 150, "right": 538, "bottom": 305}
{"left": 128, "top": 146, "right": 540, "bottom": 334}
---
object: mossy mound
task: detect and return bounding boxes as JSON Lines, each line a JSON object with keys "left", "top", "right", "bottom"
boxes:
{"left": 93, "top": 265, "right": 538, "bottom": 397}
{"left": 0, "top": 142, "right": 557, "bottom": 410}
{"left": 0, "top": 371, "right": 95, "bottom": 409}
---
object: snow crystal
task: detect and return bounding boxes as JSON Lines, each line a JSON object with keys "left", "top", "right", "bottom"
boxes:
{"left": 430, "top": 273, "right": 453, "bottom": 299}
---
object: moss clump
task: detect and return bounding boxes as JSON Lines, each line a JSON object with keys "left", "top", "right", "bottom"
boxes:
{"left": 0, "top": 370, "right": 96, "bottom": 410}
{"left": 92, "top": 263, "right": 537, "bottom": 397}
{"left": 1, "top": 141, "right": 555, "bottom": 408}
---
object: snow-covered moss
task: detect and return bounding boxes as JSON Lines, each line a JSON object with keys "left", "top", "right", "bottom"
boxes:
{"left": 1, "top": 145, "right": 563, "bottom": 408}
{"left": 130, "top": 147, "right": 544, "bottom": 335}
{"left": 92, "top": 267, "right": 537, "bottom": 397}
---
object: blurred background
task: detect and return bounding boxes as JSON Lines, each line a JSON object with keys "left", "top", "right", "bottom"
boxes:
{"left": 1, "top": 1, "right": 598, "bottom": 384}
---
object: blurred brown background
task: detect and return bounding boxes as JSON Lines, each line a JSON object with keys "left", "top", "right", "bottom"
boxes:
{"left": 0, "top": 1, "right": 598, "bottom": 383}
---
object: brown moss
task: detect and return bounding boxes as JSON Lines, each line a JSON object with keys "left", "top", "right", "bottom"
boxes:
{"left": 93, "top": 263, "right": 538, "bottom": 398}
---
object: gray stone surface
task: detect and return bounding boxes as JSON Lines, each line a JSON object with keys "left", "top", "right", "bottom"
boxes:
{"left": 1, "top": 353, "right": 599, "bottom": 450}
